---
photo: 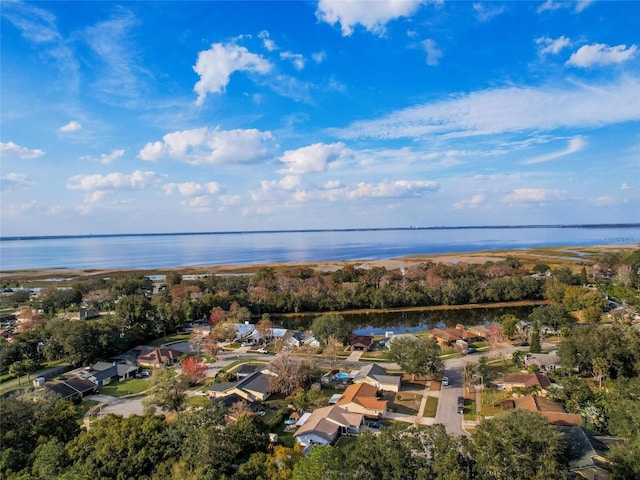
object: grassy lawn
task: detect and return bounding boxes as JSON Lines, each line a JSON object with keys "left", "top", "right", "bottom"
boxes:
{"left": 186, "top": 396, "right": 210, "bottom": 407}
{"left": 149, "top": 333, "right": 192, "bottom": 346}
{"left": 422, "top": 396, "right": 439, "bottom": 417}
{"left": 359, "top": 351, "right": 388, "bottom": 360}
{"left": 334, "top": 436, "right": 357, "bottom": 449}
{"left": 386, "top": 392, "right": 421, "bottom": 415}
{"left": 463, "top": 395, "right": 477, "bottom": 421}
{"left": 99, "top": 378, "right": 150, "bottom": 397}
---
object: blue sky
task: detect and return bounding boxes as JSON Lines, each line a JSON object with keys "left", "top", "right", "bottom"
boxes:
{"left": 1, "top": 0, "right": 639, "bottom": 236}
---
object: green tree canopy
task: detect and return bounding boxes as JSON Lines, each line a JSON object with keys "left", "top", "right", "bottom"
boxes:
{"left": 310, "top": 314, "right": 349, "bottom": 343}
{"left": 387, "top": 335, "right": 443, "bottom": 380}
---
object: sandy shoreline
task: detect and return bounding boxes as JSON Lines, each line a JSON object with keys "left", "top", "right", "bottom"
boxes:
{"left": 1, "top": 244, "right": 636, "bottom": 285}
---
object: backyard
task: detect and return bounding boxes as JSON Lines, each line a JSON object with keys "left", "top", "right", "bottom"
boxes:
{"left": 99, "top": 378, "right": 150, "bottom": 397}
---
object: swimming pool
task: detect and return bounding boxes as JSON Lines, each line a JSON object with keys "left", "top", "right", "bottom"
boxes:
{"left": 335, "top": 373, "right": 348, "bottom": 379}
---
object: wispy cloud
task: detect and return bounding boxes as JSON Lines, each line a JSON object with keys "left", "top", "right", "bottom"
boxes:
{"left": 521, "top": 136, "right": 586, "bottom": 164}
{"left": 454, "top": 193, "right": 486, "bottom": 209}
{"left": 1, "top": 173, "right": 36, "bottom": 192}
{"left": 280, "top": 51, "right": 306, "bottom": 70}
{"left": 59, "top": 120, "right": 83, "bottom": 132}
{"left": 472, "top": 3, "right": 505, "bottom": 22}
{"left": 84, "top": 7, "right": 147, "bottom": 102}
{"left": 537, "top": 0, "right": 562, "bottom": 14}
{"left": 422, "top": 39, "right": 442, "bottom": 66}
{"left": 193, "top": 42, "right": 272, "bottom": 105}
{"left": 502, "top": 188, "right": 565, "bottom": 203}
{"left": 139, "top": 127, "right": 276, "bottom": 165}
{"left": 316, "top": 0, "right": 424, "bottom": 36}
{"left": 536, "top": 36, "right": 571, "bottom": 56}
{"left": 1, "top": 142, "right": 45, "bottom": 159}
{"left": 567, "top": 43, "right": 637, "bottom": 68}
{"left": 80, "top": 149, "right": 125, "bottom": 164}
{"left": 163, "top": 182, "right": 221, "bottom": 196}
{"left": 332, "top": 77, "right": 640, "bottom": 139}
{"left": 66, "top": 170, "right": 165, "bottom": 191}
{"left": 620, "top": 183, "right": 633, "bottom": 191}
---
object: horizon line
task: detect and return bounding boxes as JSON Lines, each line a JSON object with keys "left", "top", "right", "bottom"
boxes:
{"left": 2, "top": 223, "right": 639, "bottom": 242}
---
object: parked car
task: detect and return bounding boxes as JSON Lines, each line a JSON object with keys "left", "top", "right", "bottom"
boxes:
{"left": 257, "top": 347, "right": 268, "bottom": 354}
{"left": 457, "top": 396, "right": 465, "bottom": 414}
{"left": 441, "top": 376, "right": 449, "bottom": 386}
{"left": 465, "top": 347, "right": 477, "bottom": 354}
{"left": 368, "top": 421, "right": 388, "bottom": 428}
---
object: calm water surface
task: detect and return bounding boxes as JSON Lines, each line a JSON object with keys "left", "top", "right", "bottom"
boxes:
{"left": 1, "top": 226, "right": 638, "bottom": 271}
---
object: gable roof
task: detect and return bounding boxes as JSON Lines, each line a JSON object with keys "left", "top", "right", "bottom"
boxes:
{"left": 353, "top": 363, "right": 388, "bottom": 381}
{"left": 515, "top": 395, "right": 582, "bottom": 426}
{"left": 138, "top": 347, "right": 181, "bottom": 365}
{"left": 503, "top": 373, "right": 551, "bottom": 390}
{"left": 294, "top": 405, "right": 363, "bottom": 442}
{"left": 337, "top": 382, "right": 387, "bottom": 411}
{"left": 349, "top": 334, "right": 373, "bottom": 347}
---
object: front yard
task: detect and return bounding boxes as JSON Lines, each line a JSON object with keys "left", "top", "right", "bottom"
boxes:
{"left": 99, "top": 378, "right": 150, "bottom": 397}
{"left": 385, "top": 391, "right": 422, "bottom": 415}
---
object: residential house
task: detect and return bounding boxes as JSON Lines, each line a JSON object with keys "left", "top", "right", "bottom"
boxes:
{"left": 294, "top": 405, "right": 364, "bottom": 447}
{"left": 524, "top": 351, "right": 561, "bottom": 371}
{"left": 513, "top": 395, "right": 582, "bottom": 426}
{"left": 348, "top": 334, "right": 374, "bottom": 351}
{"left": 502, "top": 373, "right": 552, "bottom": 395}
{"left": 336, "top": 382, "right": 387, "bottom": 418}
{"left": 352, "top": 363, "right": 401, "bottom": 393}
{"left": 236, "top": 364, "right": 260, "bottom": 379}
{"left": 428, "top": 325, "right": 478, "bottom": 348}
{"left": 78, "top": 308, "right": 99, "bottom": 320}
{"left": 560, "top": 426, "right": 625, "bottom": 480}
{"left": 208, "top": 369, "right": 274, "bottom": 402}
{"left": 384, "top": 333, "right": 420, "bottom": 349}
{"left": 84, "top": 361, "right": 139, "bottom": 386}
{"left": 137, "top": 347, "right": 182, "bottom": 368}
{"left": 44, "top": 378, "right": 97, "bottom": 400}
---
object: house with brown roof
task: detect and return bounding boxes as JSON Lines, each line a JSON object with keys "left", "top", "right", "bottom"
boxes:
{"left": 336, "top": 382, "right": 387, "bottom": 418}
{"left": 349, "top": 334, "right": 374, "bottom": 351}
{"left": 502, "top": 372, "right": 551, "bottom": 394}
{"left": 429, "top": 325, "right": 479, "bottom": 347}
{"left": 137, "top": 347, "right": 182, "bottom": 368}
{"left": 514, "top": 395, "right": 582, "bottom": 426}
{"left": 294, "top": 405, "right": 363, "bottom": 447}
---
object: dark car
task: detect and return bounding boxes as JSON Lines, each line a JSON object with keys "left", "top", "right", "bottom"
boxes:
{"left": 457, "top": 396, "right": 465, "bottom": 414}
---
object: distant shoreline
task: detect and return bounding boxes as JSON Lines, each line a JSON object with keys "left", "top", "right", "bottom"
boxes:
{"left": 2, "top": 222, "right": 639, "bottom": 242}
{"left": 2, "top": 243, "right": 637, "bottom": 285}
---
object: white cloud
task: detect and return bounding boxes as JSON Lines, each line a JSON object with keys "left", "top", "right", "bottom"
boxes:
{"left": 567, "top": 43, "right": 637, "bottom": 68}
{"left": 2, "top": 200, "right": 37, "bottom": 217}
{"left": 422, "top": 39, "right": 442, "bottom": 66}
{"left": 621, "top": 183, "right": 633, "bottom": 190}
{"left": 589, "top": 196, "right": 616, "bottom": 206}
{"left": 537, "top": 0, "right": 562, "bottom": 13}
{"left": 502, "top": 188, "right": 565, "bottom": 203}
{"left": 343, "top": 180, "right": 438, "bottom": 199}
{"left": 139, "top": 127, "right": 276, "bottom": 165}
{"left": 312, "top": 51, "right": 327, "bottom": 63}
{"left": 325, "top": 180, "right": 342, "bottom": 189}
{"left": 59, "top": 120, "right": 83, "bottom": 132}
{"left": 575, "top": 0, "right": 594, "bottom": 13}
{"left": 1, "top": 173, "right": 35, "bottom": 192}
{"left": 66, "top": 170, "right": 164, "bottom": 191}
{"left": 80, "top": 149, "right": 125, "bottom": 164}
{"left": 0, "top": 141, "right": 45, "bottom": 159}
{"left": 251, "top": 176, "right": 302, "bottom": 202}
{"left": 333, "top": 77, "right": 640, "bottom": 139}
{"left": 280, "top": 51, "right": 305, "bottom": 70}
{"left": 454, "top": 193, "right": 486, "bottom": 209}
{"left": 472, "top": 3, "right": 505, "bottom": 22}
{"left": 193, "top": 42, "right": 272, "bottom": 105}
{"left": 219, "top": 194, "right": 241, "bottom": 206}
{"left": 258, "top": 30, "right": 277, "bottom": 51}
{"left": 316, "top": 0, "right": 424, "bottom": 36}
{"left": 163, "top": 181, "right": 222, "bottom": 196}
{"left": 521, "top": 136, "right": 586, "bottom": 164}
{"left": 279, "top": 142, "right": 353, "bottom": 174}
{"left": 536, "top": 36, "right": 571, "bottom": 56}
{"left": 181, "top": 195, "right": 211, "bottom": 211}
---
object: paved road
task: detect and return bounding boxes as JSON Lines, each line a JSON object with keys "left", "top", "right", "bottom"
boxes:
{"left": 435, "top": 356, "right": 470, "bottom": 436}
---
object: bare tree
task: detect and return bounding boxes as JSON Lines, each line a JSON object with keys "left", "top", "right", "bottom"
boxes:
{"left": 267, "top": 350, "right": 313, "bottom": 395}
{"left": 322, "top": 335, "right": 343, "bottom": 368}
{"left": 255, "top": 315, "right": 274, "bottom": 344}
{"left": 485, "top": 324, "right": 511, "bottom": 360}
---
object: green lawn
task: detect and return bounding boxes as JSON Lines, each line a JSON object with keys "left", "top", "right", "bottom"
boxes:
{"left": 99, "top": 378, "right": 150, "bottom": 397}
{"left": 149, "top": 333, "right": 192, "bottom": 346}
{"left": 463, "top": 397, "right": 477, "bottom": 421}
{"left": 422, "top": 396, "right": 439, "bottom": 417}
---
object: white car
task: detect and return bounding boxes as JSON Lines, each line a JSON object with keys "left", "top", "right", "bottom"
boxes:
{"left": 441, "top": 376, "right": 449, "bottom": 386}
{"left": 257, "top": 348, "right": 268, "bottom": 354}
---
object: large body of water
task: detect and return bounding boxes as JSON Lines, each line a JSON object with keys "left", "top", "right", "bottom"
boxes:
{"left": 1, "top": 225, "right": 638, "bottom": 271}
